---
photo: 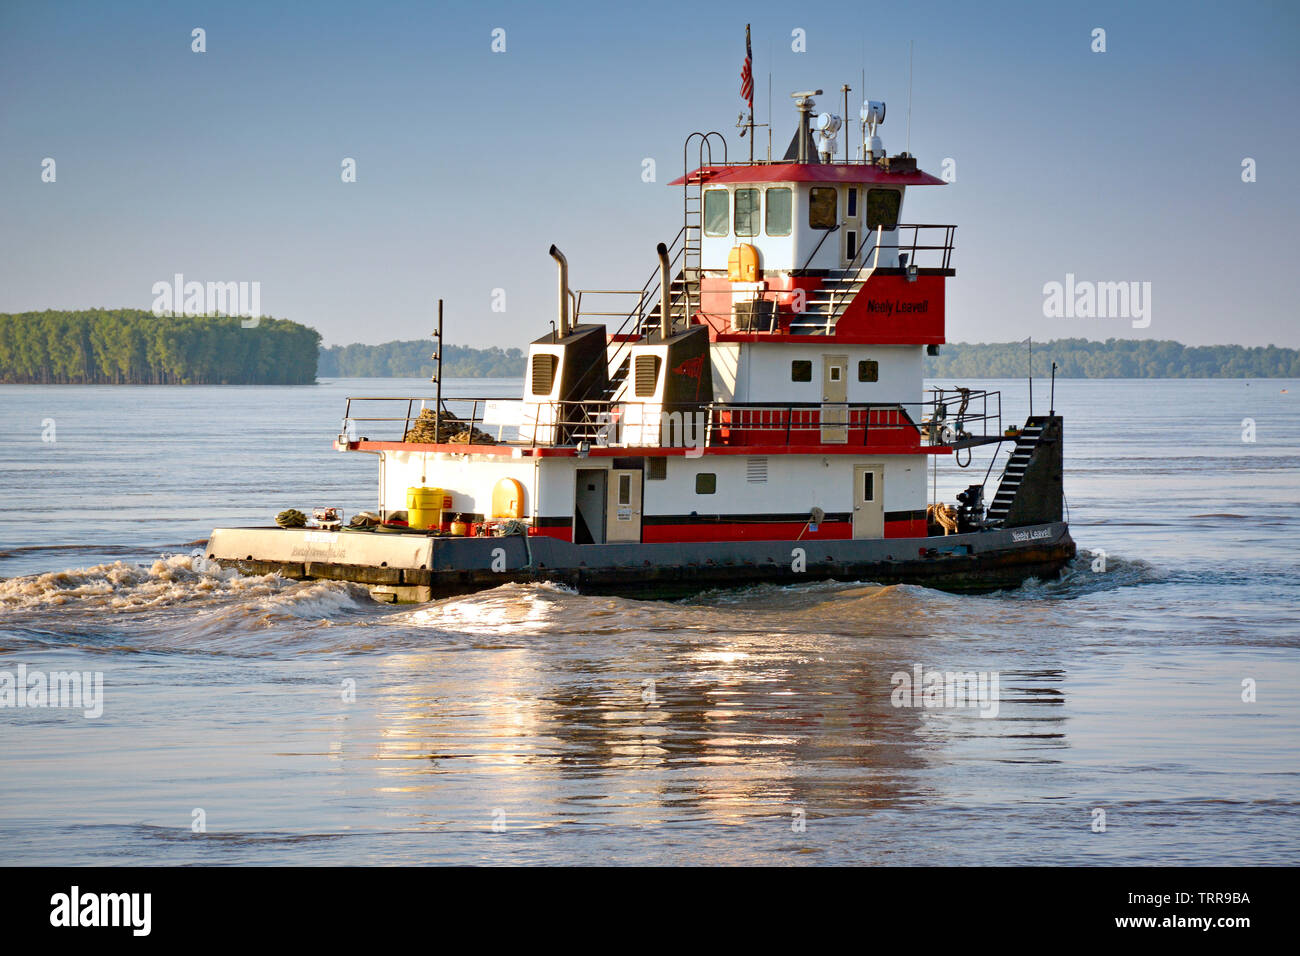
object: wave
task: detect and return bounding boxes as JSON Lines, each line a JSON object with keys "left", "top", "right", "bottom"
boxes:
{"left": 995, "top": 552, "right": 1166, "bottom": 600}
{"left": 0, "top": 553, "right": 376, "bottom": 620}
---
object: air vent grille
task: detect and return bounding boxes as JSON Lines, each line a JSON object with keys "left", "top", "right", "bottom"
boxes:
{"left": 530, "top": 353, "right": 558, "bottom": 396}
{"left": 634, "top": 355, "right": 662, "bottom": 397}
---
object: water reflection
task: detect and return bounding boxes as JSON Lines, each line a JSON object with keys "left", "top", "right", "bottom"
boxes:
{"left": 343, "top": 590, "right": 1073, "bottom": 830}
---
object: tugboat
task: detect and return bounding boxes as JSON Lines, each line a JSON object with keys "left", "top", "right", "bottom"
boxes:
{"left": 207, "top": 78, "right": 1075, "bottom": 602}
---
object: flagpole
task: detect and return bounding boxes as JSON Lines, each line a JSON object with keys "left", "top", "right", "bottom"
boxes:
{"left": 746, "top": 24, "right": 754, "bottom": 163}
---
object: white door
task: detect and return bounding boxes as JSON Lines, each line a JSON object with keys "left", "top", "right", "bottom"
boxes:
{"left": 821, "top": 354, "right": 848, "bottom": 443}
{"left": 606, "top": 469, "right": 642, "bottom": 542}
{"left": 841, "top": 186, "right": 861, "bottom": 267}
{"left": 852, "top": 464, "right": 884, "bottom": 538}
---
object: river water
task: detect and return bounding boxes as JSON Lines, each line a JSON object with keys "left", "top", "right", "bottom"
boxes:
{"left": 1, "top": 377, "right": 1297, "bottom": 865}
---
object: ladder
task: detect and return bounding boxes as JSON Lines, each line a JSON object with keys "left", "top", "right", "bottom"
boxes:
{"left": 984, "top": 419, "right": 1047, "bottom": 525}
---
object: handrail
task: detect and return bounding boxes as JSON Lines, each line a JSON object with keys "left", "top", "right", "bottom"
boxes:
{"left": 789, "top": 223, "right": 957, "bottom": 330}
{"left": 341, "top": 390, "right": 1002, "bottom": 451}
{"left": 549, "top": 227, "right": 690, "bottom": 411}
{"left": 595, "top": 225, "right": 692, "bottom": 397}
{"left": 796, "top": 223, "right": 840, "bottom": 273}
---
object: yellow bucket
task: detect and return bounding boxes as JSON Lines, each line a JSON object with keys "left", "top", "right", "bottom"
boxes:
{"left": 406, "top": 486, "right": 446, "bottom": 530}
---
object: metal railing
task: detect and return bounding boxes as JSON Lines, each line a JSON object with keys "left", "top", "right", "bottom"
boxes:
{"left": 340, "top": 389, "right": 1000, "bottom": 451}
{"left": 682, "top": 155, "right": 929, "bottom": 172}
{"left": 564, "top": 225, "right": 695, "bottom": 402}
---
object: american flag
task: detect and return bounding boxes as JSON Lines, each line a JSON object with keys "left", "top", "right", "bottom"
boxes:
{"left": 740, "top": 24, "right": 754, "bottom": 110}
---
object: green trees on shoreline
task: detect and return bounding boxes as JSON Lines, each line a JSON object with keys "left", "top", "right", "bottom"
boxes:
{"left": 0, "top": 310, "right": 320, "bottom": 384}
{"left": 319, "top": 336, "right": 1300, "bottom": 379}
{"left": 318, "top": 340, "right": 525, "bottom": 378}
{"left": 927, "top": 338, "right": 1300, "bottom": 379}
{"left": 2, "top": 315, "right": 1296, "bottom": 383}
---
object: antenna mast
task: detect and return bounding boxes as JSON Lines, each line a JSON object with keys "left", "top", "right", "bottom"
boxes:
{"left": 906, "top": 40, "right": 914, "bottom": 154}
{"left": 860, "top": 68, "right": 866, "bottom": 159}
{"left": 433, "top": 299, "right": 443, "bottom": 444}
{"left": 841, "top": 84, "right": 851, "bottom": 163}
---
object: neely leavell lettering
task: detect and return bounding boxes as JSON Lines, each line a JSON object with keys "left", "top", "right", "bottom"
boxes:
{"left": 864, "top": 298, "right": 929, "bottom": 317}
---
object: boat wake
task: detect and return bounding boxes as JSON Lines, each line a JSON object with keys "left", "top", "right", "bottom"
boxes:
{"left": 0, "top": 547, "right": 1168, "bottom": 657}
{"left": 0, "top": 555, "right": 383, "bottom": 654}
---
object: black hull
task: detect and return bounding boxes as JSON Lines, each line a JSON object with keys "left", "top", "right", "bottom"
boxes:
{"left": 218, "top": 522, "right": 1076, "bottom": 602}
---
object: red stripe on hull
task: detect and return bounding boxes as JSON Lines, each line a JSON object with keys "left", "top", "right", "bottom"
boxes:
{"left": 886, "top": 518, "right": 929, "bottom": 538}
{"left": 642, "top": 521, "right": 851, "bottom": 543}
{"left": 525, "top": 519, "right": 929, "bottom": 545}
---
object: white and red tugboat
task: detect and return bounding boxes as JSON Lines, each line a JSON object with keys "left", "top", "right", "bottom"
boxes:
{"left": 208, "top": 76, "right": 1075, "bottom": 602}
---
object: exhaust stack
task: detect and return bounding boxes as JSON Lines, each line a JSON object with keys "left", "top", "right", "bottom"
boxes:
{"left": 549, "top": 244, "right": 570, "bottom": 338}
{"left": 656, "top": 242, "right": 671, "bottom": 340}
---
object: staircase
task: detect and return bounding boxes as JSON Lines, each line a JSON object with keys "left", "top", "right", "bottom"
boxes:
{"left": 601, "top": 232, "right": 699, "bottom": 406}
{"left": 984, "top": 418, "right": 1047, "bottom": 525}
{"left": 787, "top": 262, "right": 878, "bottom": 334}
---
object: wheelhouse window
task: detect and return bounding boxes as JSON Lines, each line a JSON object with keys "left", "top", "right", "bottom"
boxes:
{"left": 791, "top": 360, "right": 812, "bottom": 382}
{"left": 734, "top": 188, "right": 760, "bottom": 237}
{"left": 865, "top": 188, "right": 901, "bottom": 231}
{"left": 695, "top": 473, "right": 717, "bottom": 494}
{"left": 809, "top": 187, "right": 837, "bottom": 228}
{"left": 858, "top": 359, "right": 879, "bottom": 382}
{"left": 765, "top": 187, "right": 792, "bottom": 236}
{"left": 704, "top": 189, "right": 730, "bottom": 237}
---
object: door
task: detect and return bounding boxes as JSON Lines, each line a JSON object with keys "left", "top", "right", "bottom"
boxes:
{"left": 606, "top": 469, "right": 643, "bottom": 542}
{"left": 821, "top": 354, "right": 848, "bottom": 443}
{"left": 841, "top": 186, "right": 861, "bottom": 267}
{"left": 852, "top": 464, "right": 884, "bottom": 538}
{"left": 574, "top": 468, "right": 607, "bottom": 544}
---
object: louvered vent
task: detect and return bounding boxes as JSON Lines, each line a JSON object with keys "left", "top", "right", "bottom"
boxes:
{"left": 634, "top": 355, "right": 662, "bottom": 397}
{"left": 530, "top": 352, "right": 558, "bottom": 396}
{"left": 746, "top": 457, "right": 768, "bottom": 483}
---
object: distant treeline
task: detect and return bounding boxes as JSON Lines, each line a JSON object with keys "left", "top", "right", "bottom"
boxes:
{"left": 318, "top": 336, "right": 1300, "bottom": 380}
{"left": 928, "top": 338, "right": 1300, "bottom": 378}
{"left": 7, "top": 317, "right": 1295, "bottom": 385}
{"left": 0, "top": 310, "right": 320, "bottom": 384}
{"left": 318, "top": 340, "right": 525, "bottom": 378}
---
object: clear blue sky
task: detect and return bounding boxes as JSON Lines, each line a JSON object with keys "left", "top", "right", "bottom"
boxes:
{"left": 2, "top": 0, "right": 1297, "bottom": 348}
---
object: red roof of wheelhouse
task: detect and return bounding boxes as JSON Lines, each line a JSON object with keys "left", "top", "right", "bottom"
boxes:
{"left": 669, "top": 162, "right": 946, "bottom": 187}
